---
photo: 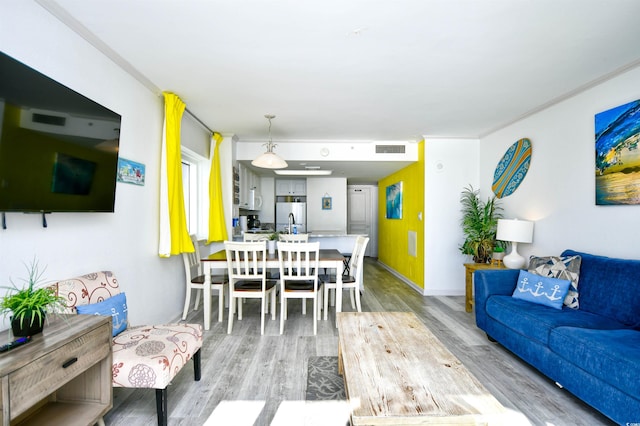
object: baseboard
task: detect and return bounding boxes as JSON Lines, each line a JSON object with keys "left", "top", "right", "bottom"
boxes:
{"left": 375, "top": 261, "right": 424, "bottom": 295}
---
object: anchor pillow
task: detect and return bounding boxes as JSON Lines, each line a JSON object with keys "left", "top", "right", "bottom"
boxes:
{"left": 512, "top": 270, "right": 571, "bottom": 310}
{"left": 76, "top": 292, "right": 128, "bottom": 336}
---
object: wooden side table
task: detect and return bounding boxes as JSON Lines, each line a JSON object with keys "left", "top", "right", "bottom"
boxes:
{"left": 0, "top": 314, "right": 112, "bottom": 425}
{"left": 464, "top": 262, "right": 506, "bottom": 312}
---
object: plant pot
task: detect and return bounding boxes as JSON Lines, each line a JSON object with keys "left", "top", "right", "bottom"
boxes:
{"left": 11, "top": 313, "right": 45, "bottom": 337}
{"left": 268, "top": 240, "right": 276, "bottom": 254}
{"left": 492, "top": 251, "right": 505, "bottom": 261}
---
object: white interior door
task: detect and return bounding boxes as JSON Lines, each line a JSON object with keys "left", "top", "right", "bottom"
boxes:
{"left": 348, "top": 185, "right": 377, "bottom": 257}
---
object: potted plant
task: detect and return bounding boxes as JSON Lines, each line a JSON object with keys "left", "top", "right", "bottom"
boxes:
{"left": 1, "top": 259, "right": 64, "bottom": 337}
{"left": 491, "top": 244, "right": 506, "bottom": 262}
{"left": 459, "top": 185, "right": 503, "bottom": 264}
{"left": 268, "top": 232, "right": 279, "bottom": 254}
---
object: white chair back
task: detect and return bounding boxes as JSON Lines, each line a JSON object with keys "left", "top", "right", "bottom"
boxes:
{"left": 277, "top": 241, "right": 322, "bottom": 334}
{"left": 182, "top": 234, "right": 202, "bottom": 281}
{"left": 243, "top": 233, "right": 270, "bottom": 242}
{"left": 277, "top": 241, "right": 319, "bottom": 282}
{"left": 181, "top": 235, "right": 228, "bottom": 322}
{"left": 224, "top": 240, "right": 268, "bottom": 286}
{"left": 278, "top": 233, "right": 309, "bottom": 243}
{"left": 350, "top": 236, "right": 370, "bottom": 286}
{"left": 224, "top": 240, "right": 276, "bottom": 334}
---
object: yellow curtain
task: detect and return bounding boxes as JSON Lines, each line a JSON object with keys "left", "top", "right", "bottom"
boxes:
{"left": 158, "top": 92, "right": 194, "bottom": 257}
{"left": 208, "top": 133, "right": 228, "bottom": 243}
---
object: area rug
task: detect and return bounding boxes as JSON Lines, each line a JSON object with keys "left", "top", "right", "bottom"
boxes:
{"left": 305, "top": 356, "right": 346, "bottom": 400}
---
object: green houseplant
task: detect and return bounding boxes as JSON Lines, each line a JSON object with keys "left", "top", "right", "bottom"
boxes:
{"left": 267, "top": 232, "right": 279, "bottom": 254}
{"left": 459, "top": 185, "right": 503, "bottom": 264}
{"left": 268, "top": 232, "right": 280, "bottom": 241}
{"left": 1, "top": 259, "right": 64, "bottom": 336}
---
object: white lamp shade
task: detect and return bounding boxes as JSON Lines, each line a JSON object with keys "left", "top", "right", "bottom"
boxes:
{"left": 251, "top": 151, "right": 288, "bottom": 169}
{"left": 496, "top": 219, "right": 534, "bottom": 243}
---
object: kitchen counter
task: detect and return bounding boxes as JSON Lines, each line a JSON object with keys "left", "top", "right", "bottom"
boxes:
{"left": 308, "top": 230, "right": 349, "bottom": 237}
{"left": 307, "top": 232, "right": 367, "bottom": 253}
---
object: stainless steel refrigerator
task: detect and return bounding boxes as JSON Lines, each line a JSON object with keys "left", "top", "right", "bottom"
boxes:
{"left": 276, "top": 202, "right": 306, "bottom": 233}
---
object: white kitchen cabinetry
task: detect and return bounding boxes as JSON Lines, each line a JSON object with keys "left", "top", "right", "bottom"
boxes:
{"left": 276, "top": 179, "right": 306, "bottom": 196}
{"left": 238, "top": 163, "right": 261, "bottom": 209}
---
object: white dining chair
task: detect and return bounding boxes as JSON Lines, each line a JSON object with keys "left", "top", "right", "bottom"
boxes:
{"left": 182, "top": 234, "right": 228, "bottom": 322}
{"left": 321, "top": 236, "right": 369, "bottom": 320}
{"left": 224, "top": 240, "right": 277, "bottom": 335}
{"left": 277, "top": 241, "right": 322, "bottom": 335}
{"left": 243, "top": 233, "right": 269, "bottom": 242}
{"left": 278, "top": 233, "right": 309, "bottom": 242}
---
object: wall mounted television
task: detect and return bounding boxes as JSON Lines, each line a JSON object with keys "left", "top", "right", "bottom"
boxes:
{"left": 0, "top": 51, "right": 121, "bottom": 213}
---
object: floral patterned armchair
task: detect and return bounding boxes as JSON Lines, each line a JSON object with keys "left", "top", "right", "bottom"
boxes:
{"left": 55, "top": 271, "right": 203, "bottom": 426}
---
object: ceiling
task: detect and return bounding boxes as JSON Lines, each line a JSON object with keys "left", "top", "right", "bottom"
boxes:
{"left": 35, "top": 0, "right": 640, "bottom": 181}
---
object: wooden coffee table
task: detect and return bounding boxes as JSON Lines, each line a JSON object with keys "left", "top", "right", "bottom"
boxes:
{"left": 337, "top": 312, "right": 514, "bottom": 425}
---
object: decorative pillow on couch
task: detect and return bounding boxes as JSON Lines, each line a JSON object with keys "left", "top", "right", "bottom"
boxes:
{"left": 512, "top": 270, "right": 571, "bottom": 310}
{"left": 76, "top": 292, "right": 128, "bottom": 336}
{"left": 528, "top": 255, "right": 581, "bottom": 309}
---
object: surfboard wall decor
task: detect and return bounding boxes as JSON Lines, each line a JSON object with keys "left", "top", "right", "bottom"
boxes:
{"left": 492, "top": 138, "right": 532, "bottom": 198}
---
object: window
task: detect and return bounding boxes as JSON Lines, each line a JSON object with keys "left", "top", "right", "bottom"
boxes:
{"left": 181, "top": 148, "right": 209, "bottom": 238}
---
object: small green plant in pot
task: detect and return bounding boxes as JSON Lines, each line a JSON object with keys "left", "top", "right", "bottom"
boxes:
{"left": 1, "top": 259, "right": 64, "bottom": 337}
{"left": 491, "top": 244, "right": 506, "bottom": 262}
{"left": 459, "top": 185, "right": 503, "bottom": 264}
{"left": 267, "top": 232, "right": 280, "bottom": 254}
{"left": 268, "top": 232, "right": 280, "bottom": 241}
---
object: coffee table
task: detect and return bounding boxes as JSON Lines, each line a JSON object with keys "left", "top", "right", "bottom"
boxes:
{"left": 337, "top": 312, "right": 517, "bottom": 425}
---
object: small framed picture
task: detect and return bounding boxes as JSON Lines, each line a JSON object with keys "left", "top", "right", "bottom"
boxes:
{"left": 322, "top": 196, "right": 332, "bottom": 210}
{"left": 117, "top": 157, "right": 145, "bottom": 186}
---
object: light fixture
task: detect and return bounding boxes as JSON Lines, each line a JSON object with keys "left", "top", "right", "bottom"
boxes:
{"left": 274, "top": 170, "right": 333, "bottom": 176}
{"left": 496, "top": 218, "right": 534, "bottom": 269}
{"left": 251, "top": 114, "right": 287, "bottom": 169}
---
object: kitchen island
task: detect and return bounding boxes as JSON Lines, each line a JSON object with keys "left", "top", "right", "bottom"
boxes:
{"left": 307, "top": 231, "right": 366, "bottom": 253}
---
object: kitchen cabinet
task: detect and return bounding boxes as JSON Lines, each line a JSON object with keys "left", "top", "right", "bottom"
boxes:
{"left": 276, "top": 179, "right": 306, "bottom": 196}
{"left": 238, "top": 163, "right": 261, "bottom": 209}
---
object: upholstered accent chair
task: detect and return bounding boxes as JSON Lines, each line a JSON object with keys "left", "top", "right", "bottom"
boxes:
{"left": 55, "top": 271, "right": 203, "bottom": 426}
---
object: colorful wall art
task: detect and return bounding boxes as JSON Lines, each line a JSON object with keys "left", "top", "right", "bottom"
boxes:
{"left": 385, "top": 181, "right": 403, "bottom": 219}
{"left": 595, "top": 99, "right": 640, "bottom": 205}
{"left": 117, "top": 157, "right": 145, "bottom": 186}
{"left": 492, "top": 138, "right": 532, "bottom": 198}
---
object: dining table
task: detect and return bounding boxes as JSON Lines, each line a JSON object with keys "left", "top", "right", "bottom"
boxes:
{"left": 201, "top": 248, "right": 345, "bottom": 330}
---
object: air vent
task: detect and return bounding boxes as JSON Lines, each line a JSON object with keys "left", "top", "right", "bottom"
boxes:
{"left": 32, "top": 113, "right": 66, "bottom": 126}
{"left": 375, "top": 144, "right": 405, "bottom": 154}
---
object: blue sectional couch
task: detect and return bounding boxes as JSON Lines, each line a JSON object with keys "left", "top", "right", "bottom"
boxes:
{"left": 474, "top": 249, "right": 640, "bottom": 425}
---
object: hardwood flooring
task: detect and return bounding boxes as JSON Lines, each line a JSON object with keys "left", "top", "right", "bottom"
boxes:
{"left": 104, "top": 258, "right": 615, "bottom": 425}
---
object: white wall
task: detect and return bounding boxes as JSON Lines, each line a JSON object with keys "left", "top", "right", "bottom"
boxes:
{"left": 307, "top": 177, "right": 347, "bottom": 232}
{"left": 479, "top": 65, "right": 640, "bottom": 261}
{"left": 0, "top": 2, "right": 184, "bottom": 327}
{"left": 424, "top": 138, "right": 480, "bottom": 296}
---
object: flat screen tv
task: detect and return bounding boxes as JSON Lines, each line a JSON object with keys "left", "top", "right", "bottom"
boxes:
{"left": 0, "top": 51, "right": 121, "bottom": 212}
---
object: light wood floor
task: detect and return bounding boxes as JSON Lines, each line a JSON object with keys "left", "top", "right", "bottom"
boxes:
{"left": 104, "top": 258, "right": 615, "bottom": 425}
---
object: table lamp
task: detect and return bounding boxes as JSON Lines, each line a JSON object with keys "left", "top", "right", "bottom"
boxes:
{"left": 496, "top": 218, "right": 534, "bottom": 269}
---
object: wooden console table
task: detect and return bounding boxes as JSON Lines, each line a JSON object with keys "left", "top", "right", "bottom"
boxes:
{"left": 337, "top": 312, "right": 511, "bottom": 425}
{"left": 464, "top": 262, "right": 506, "bottom": 312}
{"left": 0, "top": 314, "right": 112, "bottom": 425}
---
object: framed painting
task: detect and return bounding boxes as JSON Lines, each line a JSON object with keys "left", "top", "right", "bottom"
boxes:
{"left": 322, "top": 196, "right": 332, "bottom": 210}
{"left": 385, "top": 181, "right": 403, "bottom": 219}
{"left": 117, "top": 157, "right": 146, "bottom": 186}
{"left": 595, "top": 99, "right": 640, "bottom": 205}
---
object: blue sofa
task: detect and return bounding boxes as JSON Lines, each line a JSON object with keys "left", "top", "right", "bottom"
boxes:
{"left": 474, "top": 249, "right": 640, "bottom": 425}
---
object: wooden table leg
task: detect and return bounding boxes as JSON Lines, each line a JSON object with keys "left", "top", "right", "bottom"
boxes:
{"left": 465, "top": 267, "right": 474, "bottom": 313}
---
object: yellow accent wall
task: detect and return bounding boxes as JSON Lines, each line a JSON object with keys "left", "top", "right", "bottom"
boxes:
{"left": 378, "top": 140, "right": 424, "bottom": 288}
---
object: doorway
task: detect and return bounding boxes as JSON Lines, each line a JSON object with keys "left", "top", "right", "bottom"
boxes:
{"left": 347, "top": 185, "right": 378, "bottom": 257}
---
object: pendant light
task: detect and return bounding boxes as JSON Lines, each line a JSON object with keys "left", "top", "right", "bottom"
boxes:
{"left": 251, "top": 114, "right": 288, "bottom": 169}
